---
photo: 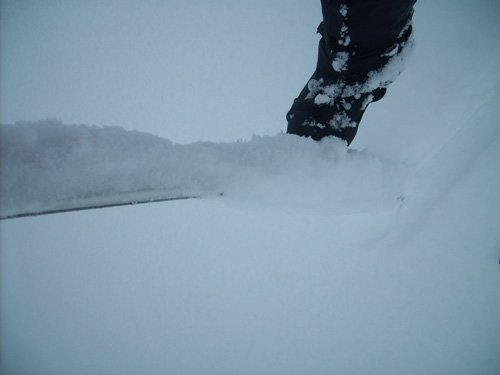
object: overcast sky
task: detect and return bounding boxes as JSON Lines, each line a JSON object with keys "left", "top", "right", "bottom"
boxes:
{"left": 1, "top": 0, "right": 319, "bottom": 143}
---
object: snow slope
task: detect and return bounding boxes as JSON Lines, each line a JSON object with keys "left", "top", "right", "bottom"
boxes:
{"left": 1, "top": 1, "right": 500, "bottom": 374}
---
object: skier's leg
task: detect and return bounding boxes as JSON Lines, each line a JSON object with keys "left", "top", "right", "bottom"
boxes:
{"left": 287, "top": 0, "right": 416, "bottom": 145}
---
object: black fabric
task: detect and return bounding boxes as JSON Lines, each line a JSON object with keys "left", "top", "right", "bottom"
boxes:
{"left": 287, "top": 0, "right": 416, "bottom": 145}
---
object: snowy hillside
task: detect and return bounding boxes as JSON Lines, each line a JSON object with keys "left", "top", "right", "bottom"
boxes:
{"left": 1, "top": 1, "right": 500, "bottom": 374}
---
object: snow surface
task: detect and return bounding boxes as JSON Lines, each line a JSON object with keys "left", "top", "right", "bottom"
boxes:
{"left": 1, "top": 1, "right": 500, "bottom": 374}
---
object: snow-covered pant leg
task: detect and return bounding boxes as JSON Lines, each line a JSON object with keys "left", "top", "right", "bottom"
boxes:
{"left": 287, "top": 0, "right": 416, "bottom": 145}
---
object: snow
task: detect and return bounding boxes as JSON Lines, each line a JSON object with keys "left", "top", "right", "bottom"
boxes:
{"left": 1, "top": 1, "right": 500, "bottom": 374}
{"left": 0, "top": 121, "right": 407, "bottom": 218}
{"left": 331, "top": 51, "right": 349, "bottom": 72}
{"left": 313, "top": 93, "right": 331, "bottom": 105}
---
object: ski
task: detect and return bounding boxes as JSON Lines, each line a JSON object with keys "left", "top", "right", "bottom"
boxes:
{"left": 1, "top": 186, "right": 226, "bottom": 220}
{"left": 0, "top": 194, "right": 200, "bottom": 220}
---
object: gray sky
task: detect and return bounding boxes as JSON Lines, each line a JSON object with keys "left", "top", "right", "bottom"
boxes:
{"left": 1, "top": 0, "right": 319, "bottom": 142}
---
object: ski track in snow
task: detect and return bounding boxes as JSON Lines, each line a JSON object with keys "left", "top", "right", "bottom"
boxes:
{"left": 389, "top": 58, "right": 500, "bottom": 242}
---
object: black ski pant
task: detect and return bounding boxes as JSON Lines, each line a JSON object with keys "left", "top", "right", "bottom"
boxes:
{"left": 287, "top": 0, "right": 416, "bottom": 145}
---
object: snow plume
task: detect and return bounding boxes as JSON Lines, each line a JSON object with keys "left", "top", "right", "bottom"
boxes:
{"left": 0, "top": 119, "right": 410, "bottom": 217}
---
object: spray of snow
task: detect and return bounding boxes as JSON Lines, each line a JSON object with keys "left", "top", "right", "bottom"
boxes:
{"left": 0, "top": 119, "right": 410, "bottom": 217}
